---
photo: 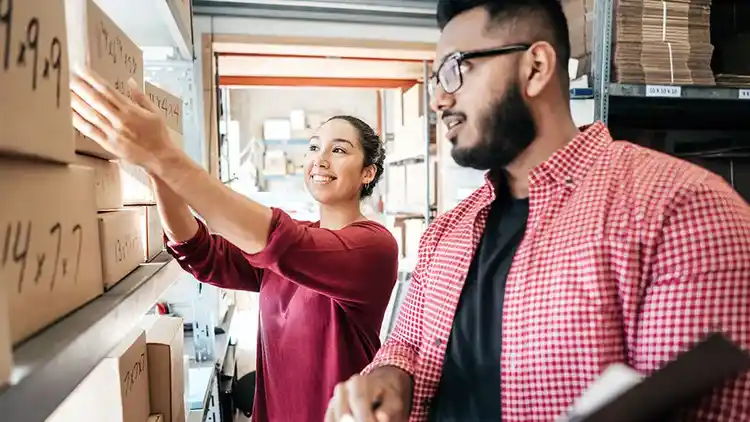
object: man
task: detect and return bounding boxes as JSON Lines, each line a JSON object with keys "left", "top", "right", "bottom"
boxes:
{"left": 326, "top": 0, "right": 750, "bottom": 421}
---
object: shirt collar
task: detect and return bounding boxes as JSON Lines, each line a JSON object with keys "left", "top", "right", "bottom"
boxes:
{"left": 482, "top": 121, "right": 613, "bottom": 198}
{"left": 530, "top": 121, "right": 612, "bottom": 188}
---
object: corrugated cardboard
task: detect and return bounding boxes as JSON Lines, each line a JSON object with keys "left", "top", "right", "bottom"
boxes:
{"left": 120, "top": 160, "right": 156, "bottom": 205}
{"left": 145, "top": 82, "right": 183, "bottom": 134}
{"left": 0, "top": 0, "right": 75, "bottom": 164}
{"left": 146, "top": 206, "right": 165, "bottom": 260}
{"left": 562, "top": 0, "right": 595, "bottom": 59}
{"left": 131, "top": 205, "right": 164, "bottom": 262}
{"left": 0, "top": 285, "right": 11, "bottom": 388}
{"left": 47, "top": 329, "right": 151, "bottom": 422}
{"left": 64, "top": 0, "right": 144, "bottom": 159}
{"left": 140, "top": 316, "right": 186, "bottom": 422}
{"left": 74, "top": 154, "right": 124, "bottom": 210}
{"left": 145, "top": 82, "right": 184, "bottom": 149}
{"left": 0, "top": 161, "right": 104, "bottom": 344}
{"left": 98, "top": 209, "right": 145, "bottom": 289}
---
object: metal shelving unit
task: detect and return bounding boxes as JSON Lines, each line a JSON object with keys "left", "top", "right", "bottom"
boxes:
{"left": 383, "top": 61, "right": 437, "bottom": 224}
{"left": 591, "top": 0, "right": 750, "bottom": 125}
{"left": 0, "top": 254, "right": 183, "bottom": 422}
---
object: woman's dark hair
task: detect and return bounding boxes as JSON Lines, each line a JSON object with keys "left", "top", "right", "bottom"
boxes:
{"left": 325, "top": 115, "right": 386, "bottom": 199}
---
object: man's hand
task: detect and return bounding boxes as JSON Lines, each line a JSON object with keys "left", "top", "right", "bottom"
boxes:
{"left": 69, "top": 67, "right": 181, "bottom": 175}
{"left": 325, "top": 366, "right": 413, "bottom": 422}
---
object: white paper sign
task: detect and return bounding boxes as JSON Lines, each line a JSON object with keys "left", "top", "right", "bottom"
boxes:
{"left": 645, "top": 85, "right": 682, "bottom": 98}
{"left": 739, "top": 89, "right": 750, "bottom": 100}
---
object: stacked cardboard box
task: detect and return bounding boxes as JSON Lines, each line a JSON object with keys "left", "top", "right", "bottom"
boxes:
{"left": 46, "top": 318, "right": 186, "bottom": 422}
{"left": 562, "top": 0, "right": 595, "bottom": 78}
{"left": 65, "top": 0, "right": 148, "bottom": 289}
{"left": 66, "top": 0, "right": 183, "bottom": 286}
{"left": 612, "top": 0, "right": 715, "bottom": 85}
{"left": 0, "top": 0, "right": 106, "bottom": 385}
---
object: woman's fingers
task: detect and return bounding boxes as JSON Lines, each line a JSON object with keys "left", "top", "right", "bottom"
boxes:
{"left": 70, "top": 90, "right": 114, "bottom": 135}
{"left": 72, "top": 109, "right": 109, "bottom": 149}
{"left": 73, "top": 67, "right": 130, "bottom": 111}
{"left": 70, "top": 75, "right": 123, "bottom": 130}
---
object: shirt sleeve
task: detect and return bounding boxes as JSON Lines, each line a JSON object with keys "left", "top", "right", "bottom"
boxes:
{"left": 165, "top": 219, "right": 264, "bottom": 292}
{"left": 243, "top": 208, "right": 399, "bottom": 306}
{"left": 636, "top": 175, "right": 750, "bottom": 420}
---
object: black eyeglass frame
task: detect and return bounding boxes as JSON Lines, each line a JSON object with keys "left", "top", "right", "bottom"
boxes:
{"left": 429, "top": 44, "right": 531, "bottom": 96}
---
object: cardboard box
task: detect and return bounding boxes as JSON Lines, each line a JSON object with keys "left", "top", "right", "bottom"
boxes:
{"left": 120, "top": 160, "right": 156, "bottom": 205}
{"left": 0, "top": 0, "right": 75, "bottom": 164}
{"left": 65, "top": 0, "right": 144, "bottom": 159}
{"left": 47, "top": 329, "right": 151, "bottom": 422}
{"left": 0, "top": 161, "right": 104, "bottom": 344}
{"left": 149, "top": 415, "right": 165, "bottom": 422}
{"left": 74, "top": 154, "right": 124, "bottom": 210}
{"left": 402, "top": 83, "right": 425, "bottom": 120}
{"left": 0, "top": 286, "right": 11, "bottom": 388}
{"left": 140, "top": 316, "right": 186, "bottom": 422}
{"left": 264, "top": 150, "right": 288, "bottom": 175}
{"left": 562, "top": 0, "right": 595, "bottom": 59}
{"left": 263, "top": 119, "right": 292, "bottom": 141}
{"left": 132, "top": 205, "right": 164, "bottom": 262}
{"left": 98, "top": 209, "right": 145, "bottom": 289}
{"left": 145, "top": 82, "right": 184, "bottom": 149}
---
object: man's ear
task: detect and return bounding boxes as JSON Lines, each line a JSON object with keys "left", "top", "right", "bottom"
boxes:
{"left": 522, "top": 41, "right": 557, "bottom": 98}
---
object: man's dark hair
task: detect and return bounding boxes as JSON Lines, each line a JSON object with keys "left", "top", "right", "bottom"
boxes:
{"left": 325, "top": 115, "right": 385, "bottom": 199}
{"left": 437, "top": 0, "right": 571, "bottom": 78}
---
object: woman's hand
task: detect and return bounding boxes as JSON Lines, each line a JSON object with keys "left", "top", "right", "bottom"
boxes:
{"left": 69, "top": 67, "right": 180, "bottom": 176}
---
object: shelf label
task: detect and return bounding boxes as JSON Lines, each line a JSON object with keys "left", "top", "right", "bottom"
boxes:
{"left": 645, "top": 85, "right": 682, "bottom": 98}
{"left": 739, "top": 89, "right": 750, "bottom": 100}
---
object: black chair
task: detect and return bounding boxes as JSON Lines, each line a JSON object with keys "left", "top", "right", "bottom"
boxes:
{"left": 233, "top": 371, "right": 257, "bottom": 417}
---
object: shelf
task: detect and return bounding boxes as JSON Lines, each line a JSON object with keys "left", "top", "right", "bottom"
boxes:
{"left": 386, "top": 144, "right": 438, "bottom": 165}
{"left": 609, "top": 83, "right": 750, "bottom": 101}
{"left": 607, "top": 84, "right": 750, "bottom": 130}
{"left": 0, "top": 253, "right": 183, "bottom": 422}
{"left": 96, "top": 0, "right": 193, "bottom": 60}
{"left": 185, "top": 304, "right": 237, "bottom": 412}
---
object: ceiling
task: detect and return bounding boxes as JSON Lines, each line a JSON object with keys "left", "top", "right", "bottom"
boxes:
{"left": 193, "top": 0, "right": 440, "bottom": 27}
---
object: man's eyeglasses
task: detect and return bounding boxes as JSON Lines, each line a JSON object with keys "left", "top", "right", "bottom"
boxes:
{"left": 428, "top": 44, "right": 531, "bottom": 96}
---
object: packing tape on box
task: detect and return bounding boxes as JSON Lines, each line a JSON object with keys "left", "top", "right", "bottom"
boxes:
{"left": 662, "top": 1, "right": 675, "bottom": 84}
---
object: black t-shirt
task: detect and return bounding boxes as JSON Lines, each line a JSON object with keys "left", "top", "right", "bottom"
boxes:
{"left": 429, "top": 186, "right": 529, "bottom": 422}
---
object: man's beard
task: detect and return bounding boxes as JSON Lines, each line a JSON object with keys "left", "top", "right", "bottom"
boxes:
{"left": 450, "top": 81, "right": 537, "bottom": 170}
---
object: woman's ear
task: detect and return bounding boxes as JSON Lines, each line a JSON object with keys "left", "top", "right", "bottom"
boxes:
{"left": 362, "top": 164, "right": 377, "bottom": 185}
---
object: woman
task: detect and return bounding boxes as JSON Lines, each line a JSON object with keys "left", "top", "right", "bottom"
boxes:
{"left": 70, "top": 70, "right": 399, "bottom": 421}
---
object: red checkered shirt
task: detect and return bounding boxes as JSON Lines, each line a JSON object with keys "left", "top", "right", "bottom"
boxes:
{"left": 365, "top": 122, "right": 750, "bottom": 421}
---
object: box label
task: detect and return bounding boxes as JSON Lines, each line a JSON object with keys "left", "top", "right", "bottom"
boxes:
{"left": 87, "top": 0, "right": 143, "bottom": 101}
{"left": 146, "top": 82, "right": 182, "bottom": 133}
{"left": 645, "top": 85, "right": 682, "bottom": 98}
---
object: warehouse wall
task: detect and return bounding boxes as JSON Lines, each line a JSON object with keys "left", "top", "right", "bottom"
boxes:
{"left": 230, "top": 87, "right": 380, "bottom": 152}
{"left": 190, "top": 15, "right": 439, "bottom": 168}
